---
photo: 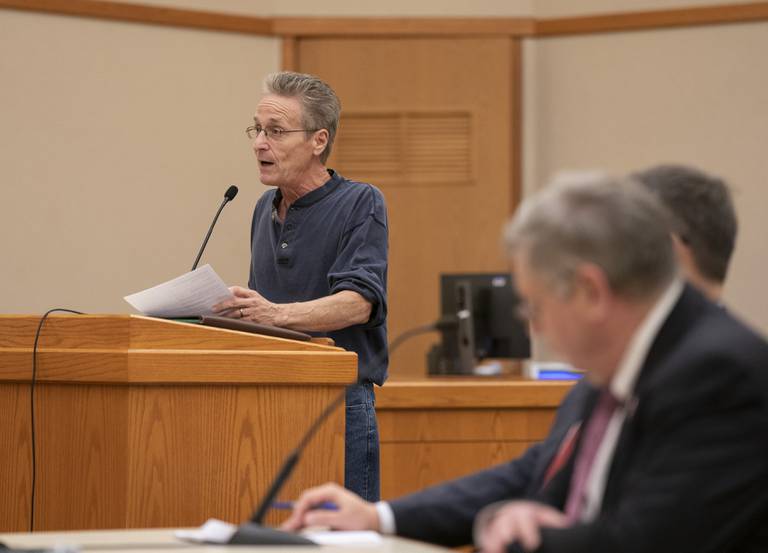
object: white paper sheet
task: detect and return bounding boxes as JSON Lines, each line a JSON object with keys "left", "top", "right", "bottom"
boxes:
{"left": 173, "top": 519, "right": 383, "bottom": 548}
{"left": 174, "top": 518, "right": 237, "bottom": 544}
{"left": 123, "top": 264, "right": 234, "bottom": 318}
{"left": 304, "top": 530, "right": 383, "bottom": 546}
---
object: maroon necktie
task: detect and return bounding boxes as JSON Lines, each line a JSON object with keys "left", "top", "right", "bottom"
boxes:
{"left": 541, "top": 422, "right": 582, "bottom": 489}
{"left": 563, "top": 389, "right": 620, "bottom": 522}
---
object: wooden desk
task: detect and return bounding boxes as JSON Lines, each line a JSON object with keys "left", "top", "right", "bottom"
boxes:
{"left": 0, "top": 527, "right": 452, "bottom": 553}
{"left": 0, "top": 315, "right": 356, "bottom": 532}
{"left": 376, "top": 377, "right": 574, "bottom": 499}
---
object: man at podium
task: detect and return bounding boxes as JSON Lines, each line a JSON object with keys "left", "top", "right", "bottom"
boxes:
{"left": 213, "top": 71, "right": 388, "bottom": 503}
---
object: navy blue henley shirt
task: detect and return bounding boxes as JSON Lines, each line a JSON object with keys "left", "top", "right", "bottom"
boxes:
{"left": 248, "top": 170, "right": 389, "bottom": 385}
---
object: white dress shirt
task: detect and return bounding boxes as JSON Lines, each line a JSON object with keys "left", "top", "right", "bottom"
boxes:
{"left": 578, "top": 278, "right": 683, "bottom": 521}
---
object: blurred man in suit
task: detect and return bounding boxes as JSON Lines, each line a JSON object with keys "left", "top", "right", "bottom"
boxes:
{"left": 284, "top": 170, "right": 766, "bottom": 553}
{"left": 475, "top": 175, "right": 767, "bottom": 552}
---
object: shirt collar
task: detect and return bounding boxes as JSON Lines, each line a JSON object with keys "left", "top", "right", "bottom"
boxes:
{"left": 609, "top": 278, "right": 684, "bottom": 401}
{"left": 273, "top": 169, "right": 341, "bottom": 210}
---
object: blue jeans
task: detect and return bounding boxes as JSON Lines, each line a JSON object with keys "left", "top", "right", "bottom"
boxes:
{"left": 344, "top": 383, "right": 380, "bottom": 501}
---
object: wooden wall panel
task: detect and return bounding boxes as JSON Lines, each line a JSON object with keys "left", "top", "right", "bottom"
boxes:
{"left": 376, "top": 380, "right": 571, "bottom": 501}
{"left": 298, "top": 37, "right": 518, "bottom": 378}
{"left": 0, "top": 315, "right": 352, "bottom": 532}
{"left": 379, "top": 408, "right": 556, "bottom": 442}
{"left": 14, "top": 383, "right": 343, "bottom": 531}
{"left": 334, "top": 111, "right": 473, "bottom": 187}
{"left": 0, "top": 385, "right": 32, "bottom": 532}
{"left": 381, "top": 441, "right": 535, "bottom": 499}
{"left": 35, "top": 385, "right": 130, "bottom": 530}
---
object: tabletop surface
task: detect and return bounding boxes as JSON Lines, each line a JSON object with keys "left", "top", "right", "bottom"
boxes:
{"left": 0, "top": 527, "right": 452, "bottom": 553}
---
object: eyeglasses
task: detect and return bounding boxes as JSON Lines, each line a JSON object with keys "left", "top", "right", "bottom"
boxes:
{"left": 245, "top": 124, "right": 316, "bottom": 141}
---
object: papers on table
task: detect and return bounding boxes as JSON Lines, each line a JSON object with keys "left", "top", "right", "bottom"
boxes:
{"left": 174, "top": 519, "right": 237, "bottom": 544}
{"left": 123, "top": 264, "right": 233, "bottom": 318}
{"left": 174, "top": 519, "right": 383, "bottom": 547}
{"left": 174, "top": 518, "right": 237, "bottom": 544}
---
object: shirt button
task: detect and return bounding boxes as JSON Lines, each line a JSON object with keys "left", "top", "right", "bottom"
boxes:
{"left": 281, "top": 242, "right": 288, "bottom": 249}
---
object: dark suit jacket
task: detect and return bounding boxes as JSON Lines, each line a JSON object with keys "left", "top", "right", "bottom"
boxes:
{"left": 523, "top": 285, "right": 768, "bottom": 553}
{"left": 389, "top": 378, "right": 595, "bottom": 546}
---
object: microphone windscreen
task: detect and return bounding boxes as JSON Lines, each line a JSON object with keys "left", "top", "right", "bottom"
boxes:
{"left": 225, "top": 185, "right": 239, "bottom": 201}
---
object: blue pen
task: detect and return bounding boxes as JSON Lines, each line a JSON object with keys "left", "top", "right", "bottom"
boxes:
{"left": 272, "top": 500, "right": 339, "bottom": 511}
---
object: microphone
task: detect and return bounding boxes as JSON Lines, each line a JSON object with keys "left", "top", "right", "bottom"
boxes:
{"left": 191, "top": 185, "right": 238, "bottom": 271}
{"left": 227, "top": 389, "right": 347, "bottom": 545}
{"left": 227, "top": 320, "right": 452, "bottom": 545}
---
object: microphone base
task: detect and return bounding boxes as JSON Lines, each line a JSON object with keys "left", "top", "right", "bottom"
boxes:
{"left": 227, "top": 522, "right": 317, "bottom": 546}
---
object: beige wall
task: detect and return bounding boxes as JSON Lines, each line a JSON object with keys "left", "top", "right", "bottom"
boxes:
{"left": 0, "top": 9, "right": 278, "bottom": 314}
{"left": 523, "top": 22, "right": 768, "bottom": 334}
{"left": 1, "top": 2, "right": 766, "bottom": 337}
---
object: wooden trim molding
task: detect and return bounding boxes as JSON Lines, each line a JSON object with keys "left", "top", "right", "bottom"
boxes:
{"left": 376, "top": 380, "right": 573, "bottom": 409}
{"left": 0, "top": 0, "right": 272, "bottom": 34}
{"left": 1, "top": 1, "right": 767, "bottom": 38}
{"left": 0, "top": 1, "right": 534, "bottom": 36}
{"left": 535, "top": 2, "right": 768, "bottom": 36}
{"left": 509, "top": 37, "right": 523, "bottom": 215}
{"left": 271, "top": 17, "right": 535, "bottom": 37}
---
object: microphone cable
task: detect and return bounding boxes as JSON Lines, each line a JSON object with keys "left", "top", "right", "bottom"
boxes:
{"left": 387, "top": 315, "right": 459, "bottom": 361}
{"left": 29, "top": 308, "right": 84, "bottom": 532}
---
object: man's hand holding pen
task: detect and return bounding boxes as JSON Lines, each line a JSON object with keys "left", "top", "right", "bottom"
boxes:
{"left": 280, "top": 483, "right": 380, "bottom": 532}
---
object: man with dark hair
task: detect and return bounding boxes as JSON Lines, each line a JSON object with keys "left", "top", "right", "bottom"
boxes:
{"left": 633, "top": 164, "right": 737, "bottom": 300}
{"left": 213, "top": 71, "right": 388, "bottom": 502}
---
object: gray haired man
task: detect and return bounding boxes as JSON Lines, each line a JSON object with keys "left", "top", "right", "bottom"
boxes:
{"left": 477, "top": 175, "right": 768, "bottom": 553}
{"left": 214, "top": 72, "right": 389, "bottom": 502}
{"left": 285, "top": 174, "right": 768, "bottom": 553}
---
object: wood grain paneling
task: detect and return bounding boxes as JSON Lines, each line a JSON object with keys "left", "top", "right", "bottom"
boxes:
{"left": 0, "top": 385, "right": 32, "bottom": 531}
{"left": 299, "top": 37, "right": 517, "bottom": 378}
{"left": 381, "top": 441, "right": 534, "bottom": 498}
{"left": 0, "top": 315, "right": 341, "bottom": 352}
{"left": 379, "top": 409, "right": 557, "bottom": 442}
{"left": 335, "top": 111, "right": 473, "bottom": 187}
{"left": 272, "top": 17, "right": 535, "bottom": 37}
{"left": 0, "top": 315, "right": 131, "bottom": 349}
{"left": 24, "top": 383, "right": 343, "bottom": 530}
{"left": 377, "top": 379, "right": 572, "bottom": 408}
{"left": 34, "top": 384, "right": 130, "bottom": 530}
{"left": 376, "top": 379, "right": 572, "bottom": 500}
{"left": 0, "top": 315, "right": 350, "bottom": 532}
{"left": 509, "top": 38, "right": 523, "bottom": 214}
{"left": 0, "top": 349, "right": 356, "bottom": 384}
{"left": 281, "top": 36, "right": 299, "bottom": 71}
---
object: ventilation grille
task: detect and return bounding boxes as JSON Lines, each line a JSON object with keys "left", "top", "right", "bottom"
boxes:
{"left": 334, "top": 111, "right": 473, "bottom": 187}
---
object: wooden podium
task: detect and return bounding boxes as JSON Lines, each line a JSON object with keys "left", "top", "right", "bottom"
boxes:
{"left": 0, "top": 314, "right": 356, "bottom": 532}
